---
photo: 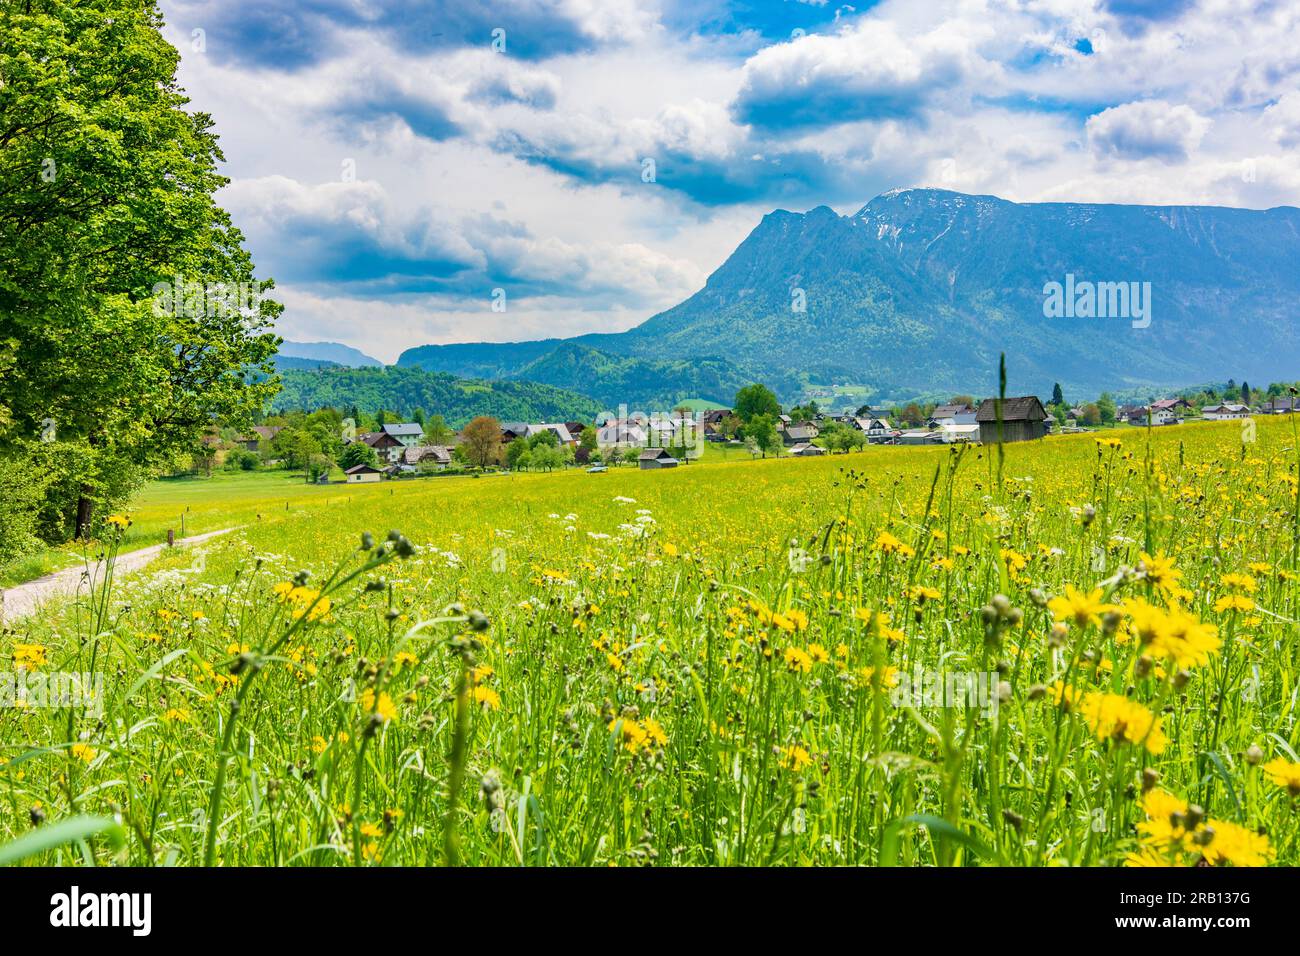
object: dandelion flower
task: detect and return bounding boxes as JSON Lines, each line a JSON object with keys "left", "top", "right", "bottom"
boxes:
{"left": 471, "top": 686, "right": 501, "bottom": 711}
{"left": 783, "top": 647, "right": 813, "bottom": 673}
{"left": 1261, "top": 757, "right": 1300, "bottom": 796}
{"left": 1076, "top": 691, "right": 1167, "bottom": 754}
{"left": 359, "top": 688, "right": 398, "bottom": 724}
{"left": 780, "top": 745, "right": 812, "bottom": 772}
{"left": 13, "top": 644, "right": 47, "bottom": 670}
{"left": 1048, "top": 586, "right": 1117, "bottom": 630}
{"left": 1213, "top": 594, "right": 1255, "bottom": 613}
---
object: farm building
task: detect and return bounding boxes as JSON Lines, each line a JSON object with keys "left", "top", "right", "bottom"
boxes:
{"left": 235, "top": 424, "right": 282, "bottom": 452}
{"left": 937, "top": 423, "right": 981, "bottom": 443}
{"left": 345, "top": 464, "right": 383, "bottom": 483}
{"left": 1202, "top": 403, "right": 1251, "bottom": 420}
{"left": 975, "top": 397, "right": 1049, "bottom": 443}
{"left": 782, "top": 423, "right": 819, "bottom": 446}
{"left": 789, "top": 442, "right": 826, "bottom": 457}
{"left": 898, "top": 429, "right": 940, "bottom": 445}
{"left": 638, "top": 448, "right": 679, "bottom": 470}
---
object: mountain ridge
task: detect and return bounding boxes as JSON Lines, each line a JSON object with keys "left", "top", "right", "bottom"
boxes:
{"left": 278, "top": 340, "right": 383, "bottom": 368}
{"left": 396, "top": 189, "right": 1300, "bottom": 402}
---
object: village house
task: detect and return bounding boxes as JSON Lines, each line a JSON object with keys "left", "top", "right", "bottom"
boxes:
{"left": 975, "top": 397, "right": 1049, "bottom": 443}
{"left": 381, "top": 422, "right": 424, "bottom": 447}
{"left": 1125, "top": 404, "right": 1178, "bottom": 426}
{"left": 597, "top": 420, "right": 648, "bottom": 449}
{"left": 344, "top": 463, "right": 383, "bottom": 483}
{"left": 236, "top": 424, "right": 282, "bottom": 451}
{"left": 499, "top": 422, "right": 530, "bottom": 443}
{"left": 527, "top": 423, "right": 576, "bottom": 445}
{"left": 860, "top": 418, "right": 897, "bottom": 444}
{"left": 643, "top": 418, "right": 680, "bottom": 446}
{"left": 1261, "top": 396, "right": 1298, "bottom": 414}
{"left": 397, "top": 445, "right": 453, "bottom": 471}
{"left": 1151, "top": 398, "right": 1194, "bottom": 416}
{"left": 354, "top": 430, "right": 405, "bottom": 463}
{"left": 1202, "top": 403, "right": 1252, "bottom": 420}
{"left": 928, "top": 403, "right": 978, "bottom": 427}
{"left": 638, "top": 447, "right": 679, "bottom": 470}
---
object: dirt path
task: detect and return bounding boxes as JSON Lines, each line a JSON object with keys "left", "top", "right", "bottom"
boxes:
{"left": 0, "top": 527, "right": 240, "bottom": 623}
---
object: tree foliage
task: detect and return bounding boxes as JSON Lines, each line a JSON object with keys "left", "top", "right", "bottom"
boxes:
{"left": 460, "top": 416, "right": 502, "bottom": 468}
{"left": 270, "top": 366, "right": 599, "bottom": 427}
{"left": 734, "top": 384, "right": 781, "bottom": 423}
{"left": 0, "top": 0, "right": 280, "bottom": 545}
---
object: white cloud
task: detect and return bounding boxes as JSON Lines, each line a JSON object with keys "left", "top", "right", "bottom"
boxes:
{"left": 1086, "top": 100, "right": 1211, "bottom": 161}
{"left": 733, "top": 16, "right": 997, "bottom": 126}
{"left": 273, "top": 286, "right": 658, "bottom": 364}
{"left": 1264, "top": 91, "right": 1300, "bottom": 148}
{"left": 154, "top": 0, "right": 1300, "bottom": 357}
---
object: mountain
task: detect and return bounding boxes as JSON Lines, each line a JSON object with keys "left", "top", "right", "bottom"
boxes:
{"left": 270, "top": 366, "right": 601, "bottom": 427}
{"left": 278, "top": 340, "right": 382, "bottom": 368}
{"left": 396, "top": 339, "right": 571, "bottom": 379}
{"left": 272, "top": 354, "right": 339, "bottom": 371}
{"left": 396, "top": 189, "right": 1300, "bottom": 400}
{"left": 397, "top": 339, "right": 798, "bottom": 410}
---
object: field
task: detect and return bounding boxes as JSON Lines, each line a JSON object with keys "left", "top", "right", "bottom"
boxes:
{"left": 3, "top": 418, "right": 1299, "bottom": 866}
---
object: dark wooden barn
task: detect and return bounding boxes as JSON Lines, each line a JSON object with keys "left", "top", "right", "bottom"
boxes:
{"left": 975, "top": 396, "right": 1049, "bottom": 443}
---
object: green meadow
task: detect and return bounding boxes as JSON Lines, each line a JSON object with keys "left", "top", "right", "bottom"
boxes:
{"left": 3, "top": 418, "right": 1299, "bottom": 866}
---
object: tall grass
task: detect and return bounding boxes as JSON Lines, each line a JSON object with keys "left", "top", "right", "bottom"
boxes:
{"left": 2, "top": 418, "right": 1298, "bottom": 866}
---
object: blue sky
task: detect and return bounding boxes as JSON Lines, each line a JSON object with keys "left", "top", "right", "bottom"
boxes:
{"left": 158, "top": 0, "right": 1300, "bottom": 361}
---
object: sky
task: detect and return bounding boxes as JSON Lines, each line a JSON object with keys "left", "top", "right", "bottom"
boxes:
{"left": 156, "top": 0, "right": 1300, "bottom": 363}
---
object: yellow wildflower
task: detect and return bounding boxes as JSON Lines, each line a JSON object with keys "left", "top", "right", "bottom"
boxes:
{"left": 359, "top": 688, "right": 398, "bottom": 724}
{"left": 780, "top": 745, "right": 812, "bottom": 772}
{"left": 1048, "top": 585, "right": 1117, "bottom": 629}
{"left": 1261, "top": 757, "right": 1300, "bottom": 796}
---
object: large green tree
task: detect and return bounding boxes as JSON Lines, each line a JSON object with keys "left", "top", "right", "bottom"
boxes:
{"left": 734, "top": 383, "right": 781, "bottom": 423}
{"left": 744, "top": 413, "right": 781, "bottom": 458}
{"left": 0, "top": 0, "right": 280, "bottom": 545}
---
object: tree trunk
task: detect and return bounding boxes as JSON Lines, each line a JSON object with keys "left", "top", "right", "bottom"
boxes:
{"left": 74, "top": 487, "right": 94, "bottom": 540}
